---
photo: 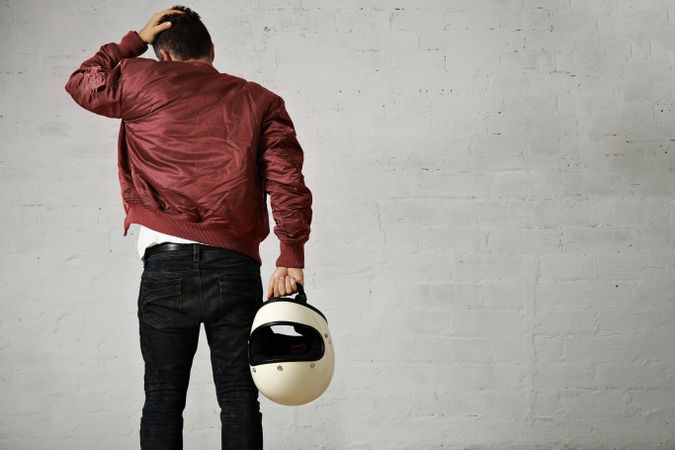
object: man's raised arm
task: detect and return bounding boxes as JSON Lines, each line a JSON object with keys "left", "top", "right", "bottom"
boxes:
{"left": 63, "top": 30, "right": 147, "bottom": 118}
{"left": 64, "top": 9, "right": 182, "bottom": 118}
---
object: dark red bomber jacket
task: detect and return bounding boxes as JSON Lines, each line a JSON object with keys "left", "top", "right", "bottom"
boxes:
{"left": 64, "top": 30, "right": 312, "bottom": 268}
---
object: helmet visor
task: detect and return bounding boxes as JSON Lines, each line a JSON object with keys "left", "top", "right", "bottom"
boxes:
{"left": 249, "top": 321, "right": 325, "bottom": 366}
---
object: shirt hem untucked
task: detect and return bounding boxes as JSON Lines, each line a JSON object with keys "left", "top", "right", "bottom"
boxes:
{"left": 123, "top": 202, "right": 262, "bottom": 267}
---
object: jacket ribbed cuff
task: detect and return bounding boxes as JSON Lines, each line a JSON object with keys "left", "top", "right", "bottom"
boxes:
{"left": 118, "top": 30, "right": 148, "bottom": 58}
{"left": 276, "top": 241, "right": 305, "bottom": 268}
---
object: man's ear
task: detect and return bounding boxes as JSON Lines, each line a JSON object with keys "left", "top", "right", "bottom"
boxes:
{"left": 210, "top": 43, "right": 215, "bottom": 62}
{"left": 158, "top": 48, "right": 173, "bottom": 62}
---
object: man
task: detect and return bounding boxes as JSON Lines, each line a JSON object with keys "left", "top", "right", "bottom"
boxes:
{"left": 64, "top": 6, "right": 312, "bottom": 450}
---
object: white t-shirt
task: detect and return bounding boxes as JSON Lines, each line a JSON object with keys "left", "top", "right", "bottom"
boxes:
{"left": 137, "top": 224, "right": 214, "bottom": 260}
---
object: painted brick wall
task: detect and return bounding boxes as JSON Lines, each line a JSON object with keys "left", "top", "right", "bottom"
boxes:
{"left": 1, "top": 1, "right": 674, "bottom": 449}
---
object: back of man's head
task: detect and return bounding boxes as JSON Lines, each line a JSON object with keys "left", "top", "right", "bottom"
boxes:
{"left": 153, "top": 5, "right": 212, "bottom": 61}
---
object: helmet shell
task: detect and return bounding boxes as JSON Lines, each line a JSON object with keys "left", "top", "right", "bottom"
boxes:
{"left": 248, "top": 297, "right": 334, "bottom": 406}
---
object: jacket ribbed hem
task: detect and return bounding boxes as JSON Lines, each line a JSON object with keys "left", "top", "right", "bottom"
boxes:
{"left": 277, "top": 240, "right": 305, "bottom": 268}
{"left": 123, "top": 202, "right": 262, "bottom": 266}
{"left": 118, "top": 30, "right": 148, "bottom": 58}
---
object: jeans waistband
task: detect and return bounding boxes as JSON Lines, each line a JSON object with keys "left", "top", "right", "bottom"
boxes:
{"left": 143, "top": 243, "right": 256, "bottom": 265}
{"left": 143, "top": 243, "right": 214, "bottom": 262}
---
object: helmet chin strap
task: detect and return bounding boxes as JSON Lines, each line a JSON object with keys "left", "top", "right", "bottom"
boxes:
{"left": 293, "top": 282, "right": 307, "bottom": 303}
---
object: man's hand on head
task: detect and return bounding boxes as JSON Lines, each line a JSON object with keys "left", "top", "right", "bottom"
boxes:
{"left": 266, "top": 267, "right": 304, "bottom": 300}
{"left": 137, "top": 8, "right": 185, "bottom": 45}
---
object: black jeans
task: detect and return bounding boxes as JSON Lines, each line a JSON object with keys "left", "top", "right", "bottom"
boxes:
{"left": 137, "top": 243, "right": 263, "bottom": 450}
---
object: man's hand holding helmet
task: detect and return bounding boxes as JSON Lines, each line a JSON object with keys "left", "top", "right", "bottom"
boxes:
{"left": 267, "top": 267, "right": 304, "bottom": 300}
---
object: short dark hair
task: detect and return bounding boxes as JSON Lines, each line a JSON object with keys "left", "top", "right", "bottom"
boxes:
{"left": 152, "top": 5, "right": 212, "bottom": 61}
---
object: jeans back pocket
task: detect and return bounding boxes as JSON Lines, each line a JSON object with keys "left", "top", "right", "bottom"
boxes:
{"left": 139, "top": 274, "right": 184, "bottom": 329}
{"left": 217, "top": 272, "right": 263, "bottom": 326}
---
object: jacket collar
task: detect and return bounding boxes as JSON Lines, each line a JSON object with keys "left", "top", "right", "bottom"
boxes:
{"left": 186, "top": 60, "right": 219, "bottom": 74}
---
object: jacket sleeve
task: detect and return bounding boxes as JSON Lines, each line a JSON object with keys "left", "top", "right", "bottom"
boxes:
{"left": 64, "top": 30, "right": 147, "bottom": 119}
{"left": 258, "top": 95, "right": 313, "bottom": 268}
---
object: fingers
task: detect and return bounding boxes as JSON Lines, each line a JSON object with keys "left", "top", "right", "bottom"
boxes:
{"left": 267, "top": 275, "right": 285, "bottom": 299}
{"left": 154, "top": 9, "right": 185, "bottom": 27}
{"left": 158, "top": 9, "right": 184, "bottom": 22}
{"left": 287, "top": 268, "right": 304, "bottom": 287}
{"left": 275, "top": 276, "right": 286, "bottom": 297}
{"left": 285, "top": 276, "right": 293, "bottom": 294}
{"left": 157, "top": 8, "right": 185, "bottom": 18}
{"left": 266, "top": 275, "right": 300, "bottom": 300}
{"left": 274, "top": 277, "right": 284, "bottom": 297}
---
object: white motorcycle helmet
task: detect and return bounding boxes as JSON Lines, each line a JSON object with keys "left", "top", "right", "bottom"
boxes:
{"left": 248, "top": 282, "right": 334, "bottom": 406}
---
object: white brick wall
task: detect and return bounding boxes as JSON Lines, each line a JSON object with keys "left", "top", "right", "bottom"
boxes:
{"left": 1, "top": 1, "right": 674, "bottom": 449}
